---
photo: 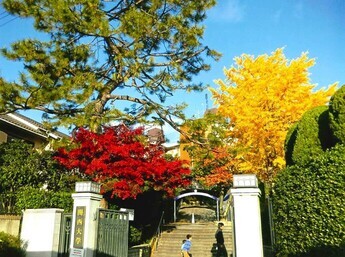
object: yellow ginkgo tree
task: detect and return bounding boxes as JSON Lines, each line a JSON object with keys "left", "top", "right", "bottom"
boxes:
{"left": 211, "top": 48, "right": 337, "bottom": 187}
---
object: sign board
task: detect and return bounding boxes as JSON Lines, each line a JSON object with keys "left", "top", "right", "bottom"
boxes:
{"left": 73, "top": 206, "right": 86, "bottom": 248}
{"left": 70, "top": 248, "right": 84, "bottom": 257}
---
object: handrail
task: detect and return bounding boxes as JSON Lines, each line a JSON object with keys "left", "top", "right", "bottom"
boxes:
{"left": 222, "top": 195, "right": 232, "bottom": 221}
{"left": 149, "top": 211, "right": 164, "bottom": 256}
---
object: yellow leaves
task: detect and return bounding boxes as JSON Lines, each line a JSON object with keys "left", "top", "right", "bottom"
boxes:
{"left": 199, "top": 170, "right": 233, "bottom": 187}
{"left": 211, "top": 48, "right": 338, "bottom": 184}
{"left": 273, "top": 156, "right": 285, "bottom": 169}
{"left": 312, "top": 82, "right": 338, "bottom": 104}
{"left": 237, "top": 161, "right": 253, "bottom": 172}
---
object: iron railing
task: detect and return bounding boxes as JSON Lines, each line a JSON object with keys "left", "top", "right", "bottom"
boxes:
{"left": 149, "top": 211, "right": 164, "bottom": 256}
{"left": 58, "top": 213, "right": 72, "bottom": 257}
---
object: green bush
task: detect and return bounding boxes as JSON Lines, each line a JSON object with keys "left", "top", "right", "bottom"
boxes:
{"left": 284, "top": 106, "right": 333, "bottom": 166}
{"left": 273, "top": 144, "right": 345, "bottom": 257}
{"left": 0, "top": 140, "right": 43, "bottom": 213}
{"left": 329, "top": 84, "right": 345, "bottom": 145}
{"left": 0, "top": 232, "right": 26, "bottom": 257}
{"left": 0, "top": 140, "right": 77, "bottom": 214}
{"left": 129, "top": 226, "right": 143, "bottom": 246}
{"left": 15, "top": 186, "right": 73, "bottom": 212}
{"left": 47, "top": 191, "right": 74, "bottom": 212}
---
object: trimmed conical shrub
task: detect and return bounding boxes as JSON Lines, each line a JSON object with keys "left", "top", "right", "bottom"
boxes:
{"left": 329, "top": 84, "right": 345, "bottom": 145}
{"left": 284, "top": 106, "right": 333, "bottom": 166}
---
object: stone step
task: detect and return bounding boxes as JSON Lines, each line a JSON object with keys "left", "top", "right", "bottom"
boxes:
{"left": 152, "top": 222, "right": 233, "bottom": 257}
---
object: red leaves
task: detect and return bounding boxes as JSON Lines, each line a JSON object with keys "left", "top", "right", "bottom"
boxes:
{"left": 55, "top": 125, "right": 191, "bottom": 199}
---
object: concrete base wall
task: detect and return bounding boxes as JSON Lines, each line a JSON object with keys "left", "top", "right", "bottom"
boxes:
{"left": 20, "top": 209, "right": 63, "bottom": 257}
{"left": 0, "top": 215, "right": 21, "bottom": 237}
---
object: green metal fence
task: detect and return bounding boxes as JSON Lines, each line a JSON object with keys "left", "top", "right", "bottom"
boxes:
{"left": 58, "top": 213, "right": 72, "bottom": 257}
{"left": 96, "top": 209, "right": 129, "bottom": 257}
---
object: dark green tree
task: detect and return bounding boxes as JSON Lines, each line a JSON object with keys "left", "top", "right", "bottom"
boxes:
{"left": 329, "top": 84, "right": 345, "bottom": 145}
{"left": 284, "top": 106, "right": 333, "bottom": 166}
{"left": 274, "top": 86, "right": 345, "bottom": 257}
{"left": 273, "top": 144, "right": 345, "bottom": 257}
{"left": 0, "top": 0, "right": 220, "bottom": 132}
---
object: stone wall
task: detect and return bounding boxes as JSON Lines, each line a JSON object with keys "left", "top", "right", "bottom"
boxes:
{"left": 128, "top": 244, "right": 151, "bottom": 257}
{"left": 0, "top": 214, "right": 21, "bottom": 237}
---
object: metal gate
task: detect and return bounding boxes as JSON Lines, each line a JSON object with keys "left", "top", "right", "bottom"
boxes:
{"left": 96, "top": 209, "right": 129, "bottom": 257}
{"left": 58, "top": 213, "right": 72, "bottom": 257}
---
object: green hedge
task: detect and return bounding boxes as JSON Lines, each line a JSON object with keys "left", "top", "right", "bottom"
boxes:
{"left": 15, "top": 186, "right": 73, "bottom": 212}
{"left": 284, "top": 106, "right": 333, "bottom": 166}
{"left": 0, "top": 232, "right": 26, "bottom": 257}
{"left": 329, "top": 84, "right": 345, "bottom": 145}
{"left": 273, "top": 144, "right": 345, "bottom": 257}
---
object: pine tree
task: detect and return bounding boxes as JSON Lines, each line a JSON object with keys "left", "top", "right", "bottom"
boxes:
{"left": 0, "top": 0, "right": 220, "bottom": 132}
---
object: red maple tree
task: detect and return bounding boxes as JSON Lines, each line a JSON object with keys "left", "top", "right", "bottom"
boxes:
{"left": 55, "top": 125, "right": 191, "bottom": 199}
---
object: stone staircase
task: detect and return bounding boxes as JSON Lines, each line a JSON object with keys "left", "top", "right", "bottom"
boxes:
{"left": 151, "top": 221, "right": 233, "bottom": 257}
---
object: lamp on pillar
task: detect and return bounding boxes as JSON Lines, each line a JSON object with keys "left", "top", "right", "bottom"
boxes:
{"left": 233, "top": 174, "right": 258, "bottom": 188}
{"left": 75, "top": 181, "right": 101, "bottom": 193}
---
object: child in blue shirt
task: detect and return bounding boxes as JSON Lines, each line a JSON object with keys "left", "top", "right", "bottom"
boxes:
{"left": 181, "top": 234, "right": 192, "bottom": 257}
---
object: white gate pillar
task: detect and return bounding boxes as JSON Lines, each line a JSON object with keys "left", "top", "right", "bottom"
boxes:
{"left": 70, "top": 181, "right": 102, "bottom": 257}
{"left": 230, "top": 174, "right": 263, "bottom": 257}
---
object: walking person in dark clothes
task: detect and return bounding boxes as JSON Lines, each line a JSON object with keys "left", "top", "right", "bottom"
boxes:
{"left": 215, "top": 222, "right": 227, "bottom": 257}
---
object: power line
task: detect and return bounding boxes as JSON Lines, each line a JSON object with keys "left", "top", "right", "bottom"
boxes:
{"left": 205, "top": 93, "right": 209, "bottom": 111}
{"left": 0, "top": 16, "right": 18, "bottom": 28}
{"left": 0, "top": 13, "right": 11, "bottom": 21}
{"left": 0, "top": 7, "right": 18, "bottom": 28}
{"left": 0, "top": 10, "right": 8, "bottom": 16}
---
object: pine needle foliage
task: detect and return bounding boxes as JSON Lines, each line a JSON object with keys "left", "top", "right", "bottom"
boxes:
{"left": 0, "top": 0, "right": 220, "bottom": 132}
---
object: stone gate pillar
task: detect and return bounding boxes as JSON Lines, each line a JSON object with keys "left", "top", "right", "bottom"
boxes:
{"left": 230, "top": 174, "right": 263, "bottom": 257}
{"left": 70, "top": 181, "right": 102, "bottom": 257}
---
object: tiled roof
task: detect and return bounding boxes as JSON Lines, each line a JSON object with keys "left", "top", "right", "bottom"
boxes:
{"left": 0, "top": 112, "right": 68, "bottom": 139}
{"left": 146, "top": 127, "right": 165, "bottom": 144}
{"left": 204, "top": 108, "right": 218, "bottom": 115}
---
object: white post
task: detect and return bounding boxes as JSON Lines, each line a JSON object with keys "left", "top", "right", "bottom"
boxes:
{"left": 70, "top": 182, "right": 102, "bottom": 257}
{"left": 230, "top": 174, "right": 263, "bottom": 257}
{"left": 174, "top": 200, "right": 176, "bottom": 222}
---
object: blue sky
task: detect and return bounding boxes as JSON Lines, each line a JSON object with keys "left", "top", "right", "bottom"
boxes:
{"left": 1, "top": 0, "right": 344, "bottom": 142}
